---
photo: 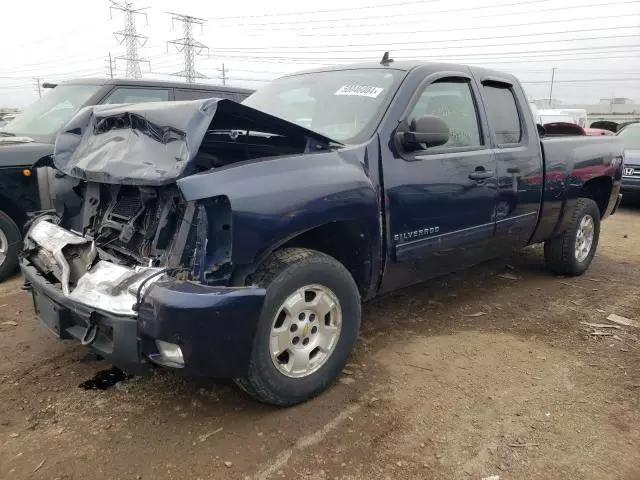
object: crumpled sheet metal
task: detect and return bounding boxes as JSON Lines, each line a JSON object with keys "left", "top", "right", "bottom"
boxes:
{"left": 52, "top": 98, "right": 339, "bottom": 186}
{"left": 27, "top": 220, "right": 164, "bottom": 316}
{"left": 27, "top": 219, "right": 95, "bottom": 296}
{"left": 68, "top": 260, "right": 165, "bottom": 316}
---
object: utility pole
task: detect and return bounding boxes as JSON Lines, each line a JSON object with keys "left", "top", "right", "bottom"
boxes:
{"left": 106, "top": 52, "right": 115, "bottom": 79}
{"left": 110, "top": 1, "right": 150, "bottom": 79}
{"left": 548, "top": 67, "right": 557, "bottom": 107}
{"left": 166, "top": 12, "right": 209, "bottom": 83}
{"left": 217, "top": 63, "right": 228, "bottom": 86}
{"left": 33, "top": 77, "right": 42, "bottom": 98}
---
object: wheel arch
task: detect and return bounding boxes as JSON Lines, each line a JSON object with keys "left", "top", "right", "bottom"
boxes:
{"left": 231, "top": 219, "right": 377, "bottom": 298}
{"left": 579, "top": 176, "right": 613, "bottom": 218}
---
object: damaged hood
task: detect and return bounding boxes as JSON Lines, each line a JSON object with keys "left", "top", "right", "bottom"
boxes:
{"left": 53, "top": 98, "right": 340, "bottom": 186}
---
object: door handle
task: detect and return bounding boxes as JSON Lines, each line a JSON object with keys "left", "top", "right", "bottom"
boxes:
{"left": 468, "top": 170, "right": 494, "bottom": 180}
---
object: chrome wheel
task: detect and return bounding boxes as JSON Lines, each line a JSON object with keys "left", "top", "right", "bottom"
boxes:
{"left": 0, "top": 228, "right": 8, "bottom": 267}
{"left": 269, "top": 284, "right": 342, "bottom": 378}
{"left": 575, "top": 214, "right": 595, "bottom": 262}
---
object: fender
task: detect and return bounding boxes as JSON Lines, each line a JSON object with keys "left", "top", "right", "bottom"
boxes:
{"left": 530, "top": 136, "right": 623, "bottom": 243}
{"left": 177, "top": 141, "right": 381, "bottom": 279}
{"left": 0, "top": 141, "right": 52, "bottom": 223}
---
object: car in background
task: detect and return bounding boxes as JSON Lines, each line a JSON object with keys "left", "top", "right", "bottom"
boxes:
{"left": 619, "top": 123, "right": 640, "bottom": 200}
{"left": 0, "top": 114, "right": 16, "bottom": 127}
{"left": 584, "top": 127, "right": 614, "bottom": 136}
{"left": 537, "top": 109, "right": 587, "bottom": 128}
{"left": 0, "top": 78, "right": 254, "bottom": 281}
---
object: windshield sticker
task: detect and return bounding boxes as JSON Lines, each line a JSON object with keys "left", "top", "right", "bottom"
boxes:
{"left": 335, "top": 85, "right": 384, "bottom": 98}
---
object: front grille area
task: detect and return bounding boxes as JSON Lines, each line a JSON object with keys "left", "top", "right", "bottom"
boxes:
{"left": 112, "top": 192, "right": 143, "bottom": 219}
{"left": 623, "top": 165, "right": 640, "bottom": 177}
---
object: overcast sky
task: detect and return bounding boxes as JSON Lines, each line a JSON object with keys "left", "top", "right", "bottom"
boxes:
{"left": 1, "top": 0, "right": 638, "bottom": 108}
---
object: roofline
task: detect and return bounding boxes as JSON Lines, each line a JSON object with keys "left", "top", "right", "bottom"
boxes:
{"left": 56, "top": 77, "right": 254, "bottom": 93}
{"left": 277, "top": 60, "right": 517, "bottom": 83}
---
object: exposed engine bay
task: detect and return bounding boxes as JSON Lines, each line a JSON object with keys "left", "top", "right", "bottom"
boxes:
{"left": 81, "top": 183, "right": 195, "bottom": 268}
{"left": 23, "top": 98, "right": 341, "bottom": 316}
{"left": 23, "top": 182, "right": 197, "bottom": 315}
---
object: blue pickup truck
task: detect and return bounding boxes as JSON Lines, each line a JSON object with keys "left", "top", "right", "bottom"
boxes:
{"left": 21, "top": 60, "right": 623, "bottom": 406}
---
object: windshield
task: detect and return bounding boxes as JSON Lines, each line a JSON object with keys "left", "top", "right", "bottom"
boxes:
{"left": 242, "top": 68, "right": 404, "bottom": 144}
{"left": 0, "top": 84, "right": 102, "bottom": 137}
{"left": 618, "top": 124, "right": 640, "bottom": 150}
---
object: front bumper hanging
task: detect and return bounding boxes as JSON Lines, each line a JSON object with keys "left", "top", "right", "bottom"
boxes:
{"left": 21, "top": 220, "right": 267, "bottom": 377}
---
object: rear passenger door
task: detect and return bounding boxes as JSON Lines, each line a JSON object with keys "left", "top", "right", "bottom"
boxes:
{"left": 479, "top": 79, "right": 543, "bottom": 251}
{"left": 380, "top": 74, "right": 498, "bottom": 292}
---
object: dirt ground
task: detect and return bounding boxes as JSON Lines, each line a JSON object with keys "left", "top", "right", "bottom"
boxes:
{"left": 1, "top": 207, "right": 640, "bottom": 480}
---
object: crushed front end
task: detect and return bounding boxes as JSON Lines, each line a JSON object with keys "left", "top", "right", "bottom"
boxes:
{"left": 21, "top": 181, "right": 265, "bottom": 376}
{"left": 21, "top": 97, "right": 340, "bottom": 377}
{"left": 19, "top": 98, "right": 289, "bottom": 376}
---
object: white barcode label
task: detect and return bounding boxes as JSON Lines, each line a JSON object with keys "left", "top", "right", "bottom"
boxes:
{"left": 334, "top": 85, "right": 384, "bottom": 98}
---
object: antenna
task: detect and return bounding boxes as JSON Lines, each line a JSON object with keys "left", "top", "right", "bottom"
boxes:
{"left": 110, "top": 1, "right": 150, "bottom": 79}
{"left": 380, "top": 51, "right": 393, "bottom": 65}
{"left": 166, "top": 12, "right": 209, "bottom": 83}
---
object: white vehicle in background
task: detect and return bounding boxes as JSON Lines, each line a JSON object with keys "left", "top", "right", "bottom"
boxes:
{"left": 537, "top": 108, "right": 588, "bottom": 127}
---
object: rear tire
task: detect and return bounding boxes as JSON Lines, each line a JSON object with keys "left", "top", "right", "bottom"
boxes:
{"left": 235, "top": 248, "right": 361, "bottom": 406}
{"left": 0, "top": 211, "right": 21, "bottom": 282}
{"left": 544, "top": 198, "right": 600, "bottom": 276}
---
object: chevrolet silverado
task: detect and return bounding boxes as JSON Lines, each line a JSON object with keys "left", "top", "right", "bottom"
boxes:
{"left": 20, "top": 60, "right": 623, "bottom": 405}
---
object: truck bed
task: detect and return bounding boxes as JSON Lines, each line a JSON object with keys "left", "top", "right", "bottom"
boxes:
{"left": 531, "top": 135, "right": 623, "bottom": 243}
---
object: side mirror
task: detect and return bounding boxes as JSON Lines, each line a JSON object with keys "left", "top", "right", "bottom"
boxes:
{"left": 398, "top": 115, "right": 450, "bottom": 150}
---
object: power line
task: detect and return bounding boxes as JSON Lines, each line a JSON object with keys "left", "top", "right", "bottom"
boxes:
{"left": 212, "top": 0, "right": 548, "bottom": 25}
{"left": 204, "top": 27, "right": 640, "bottom": 52}
{"left": 199, "top": 44, "right": 640, "bottom": 62}
{"left": 110, "top": 0, "right": 150, "bottom": 79}
{"left": 241, "top": 13, "right": 640, "bottom": 38}
{"left": 212, "top": 0, "right": 636, "bottom": 28}
{"left": 195, "top": 49, "right": 640, "bottom": 66}
{"left": 167, "top": 12, "right": 209, "bottom": 83}
{"left": 207, "top": 0, "right": 445, "bottom": 20}
{"left": 10, "top": 27, "right": 93, "bottom": 50}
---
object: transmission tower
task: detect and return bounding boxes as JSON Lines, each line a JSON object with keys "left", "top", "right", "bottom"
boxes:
{"left": 166, "top": 12, "right": 209, "bottom": 83}
{"left": 110, "top": 1, "right": 150, "bottom": 79}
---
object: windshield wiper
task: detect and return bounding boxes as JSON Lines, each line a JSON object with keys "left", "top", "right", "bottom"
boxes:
{"left": 0, "top": 131, "right": 16, "bottom": 137}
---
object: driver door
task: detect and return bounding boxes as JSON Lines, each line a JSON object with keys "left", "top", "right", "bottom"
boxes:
{"left": 380, "top": 75, "right": 499, "bottom": 292}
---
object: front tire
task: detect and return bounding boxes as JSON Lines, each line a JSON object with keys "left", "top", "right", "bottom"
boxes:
{"left": 235, "top": 248, "right": 361, "bottom": 406}
{"left": 544, "top": 198, "right": 601, "bottom": 276}
{"left": 0, "top": 211, "right": 21, "bottom": 282}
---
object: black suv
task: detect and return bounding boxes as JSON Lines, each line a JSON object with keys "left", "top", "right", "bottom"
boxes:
{"left": 0, "top": 78, "right": 253, "bottom": 281}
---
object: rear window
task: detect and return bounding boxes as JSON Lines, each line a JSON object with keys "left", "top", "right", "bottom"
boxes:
{"left": 482, "top": 84, "right": 522, "bottom": 145}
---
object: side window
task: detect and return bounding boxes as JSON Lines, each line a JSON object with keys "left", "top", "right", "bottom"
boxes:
{"left": 104, "top": 88, "right": 170, "bottom": 105}
{"left": 174, "top": 89, "right": 213, "bottom": 101}
{"left": 175, "top": 89, "right": 250, "bottom": 102}
{"left": 407, "top": 79, "right": 481, "bottom": 149}
{"left": 482, "top": 83, "right": 522, "bottom": 145}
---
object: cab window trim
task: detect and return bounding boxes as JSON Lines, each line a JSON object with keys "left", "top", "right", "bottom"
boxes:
{"left": 397, "top": 73, "right": 487, "bottom": 161}
{"left": 480, "top": 80, "right": 524, "bottom": 149}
